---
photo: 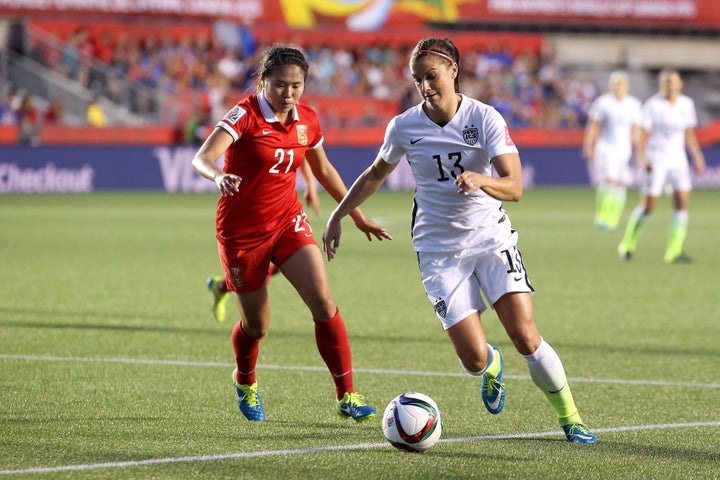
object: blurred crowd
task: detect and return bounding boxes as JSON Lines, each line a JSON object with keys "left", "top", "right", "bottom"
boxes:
{"left": 2, "top": 23, "right": 599, "bottom": 143}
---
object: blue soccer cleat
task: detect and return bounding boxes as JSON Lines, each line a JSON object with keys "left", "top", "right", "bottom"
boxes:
{"left": 233, "top": 369, "right": 265, "bottom": 421}
{"left": 481, "top": 347, "right": 505, "bottom": 414}
{"left": 563, "top": 423, "right": 598, "bottom": 444}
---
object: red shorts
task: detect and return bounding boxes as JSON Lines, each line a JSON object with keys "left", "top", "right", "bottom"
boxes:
{"left": 218, "top": 210, "right": 317, "bottom": 293}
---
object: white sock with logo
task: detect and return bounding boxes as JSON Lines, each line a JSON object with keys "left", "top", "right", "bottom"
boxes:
{"left": 524, "top": 338, "right": 580, "bottom": 422}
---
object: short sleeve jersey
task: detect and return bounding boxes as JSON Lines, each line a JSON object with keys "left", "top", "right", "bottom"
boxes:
{"left": 641, "top": 93, "right": 697, "bottom": 168}
{"left": 588, "top": 92, "right": 642, "bottom": 161}
{"left": 214, "top": 92, "right": 323, "bottom": 248}
{"left": 379, "top": 95, "right": 519, "bottom": 253}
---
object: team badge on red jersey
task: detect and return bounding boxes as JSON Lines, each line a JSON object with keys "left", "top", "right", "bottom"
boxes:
{"left": 504, "top": 126, "right": 515, "bottom": 146}
{"left": 462, "top": 126, "right": 478, "bottom": 146}
{"left": 296, "top": 125, "right": 308, "bottom": 146}
{"left": 224, "top": 106, "right": 245, "bottom": 125}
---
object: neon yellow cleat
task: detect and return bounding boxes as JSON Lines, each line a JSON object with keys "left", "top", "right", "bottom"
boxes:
{"left": 338, "top": 392, "right": 376, "bottom": 421}
{"left": 206, "top": 276, "right": 230, "bottom": 322}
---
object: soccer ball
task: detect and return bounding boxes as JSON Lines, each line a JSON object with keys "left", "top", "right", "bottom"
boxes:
{"left": 382, "top": 392, "right": 442, "bottom": 452}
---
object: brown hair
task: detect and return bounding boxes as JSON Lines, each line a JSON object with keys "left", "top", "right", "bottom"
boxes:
{"left": 410, "top": 37, "right": 461, "bottom": 92}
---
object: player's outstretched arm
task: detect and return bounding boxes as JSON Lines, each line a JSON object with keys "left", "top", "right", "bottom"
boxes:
{"left": 322, "top": 156, "right": 395, "bottom": 261}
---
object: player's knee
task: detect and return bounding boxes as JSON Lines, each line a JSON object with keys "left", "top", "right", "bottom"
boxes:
{"left": 309, "top": 298, "right": 337, "bottom": 321}
{"left": 458, "top": 350, "right": 488, "bottom": 374}
{"left": 240, "top": 319, "right": 268, "bottom": 339}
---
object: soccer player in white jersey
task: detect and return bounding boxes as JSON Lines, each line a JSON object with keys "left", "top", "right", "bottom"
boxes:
{"left": 322, "top": 37, "right": 597, "bottom": 444}
{"left": 583, "top": 71, "right": 642, "bottom": 230}
{"left": 618, "top": 69, "right": 706, "bottom": 263}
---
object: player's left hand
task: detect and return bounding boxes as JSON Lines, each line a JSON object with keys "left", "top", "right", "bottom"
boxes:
{"left": 353, "top": 217, "right": 393, "bottom": 243}
{"left": 455, "top": 173, "right": 479, "bottom": 195}
{"left": 304, "top": 188, "right": 321, "bottom": 215}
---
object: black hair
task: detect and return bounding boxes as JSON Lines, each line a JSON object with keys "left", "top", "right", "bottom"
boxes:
{"left": 256, "top": 44, "right": 310, "bottom": 92}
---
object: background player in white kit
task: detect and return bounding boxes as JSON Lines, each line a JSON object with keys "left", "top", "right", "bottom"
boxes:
{"left": 617, "top": 69, "right": 706, "bottom": 263}
{"left": 583, "top": 71, "right": 642, "bottom": 231}
{"left": 322, "top": 37, "right": 597, "bottom": 444}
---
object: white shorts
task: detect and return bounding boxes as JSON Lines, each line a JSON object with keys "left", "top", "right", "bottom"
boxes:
{"left": 641, "top": 163, "right": 692, "bottom": 197}
{"left": 417, "top": 234, "right": 534, "bottom": 330}
{"left": 595, "top": 148, "right": 632, "bottom": 185}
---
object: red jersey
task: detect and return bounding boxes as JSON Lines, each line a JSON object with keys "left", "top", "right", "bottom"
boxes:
{"left": 214, "top": 93, "right": 323, "bottom": 248}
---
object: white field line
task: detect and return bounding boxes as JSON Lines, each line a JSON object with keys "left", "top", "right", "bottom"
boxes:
{"left": 1, "top": 354, "right": 719, "bottom": 389}
{"left": 1, "top": 422, "right": 719, "bottom": 476}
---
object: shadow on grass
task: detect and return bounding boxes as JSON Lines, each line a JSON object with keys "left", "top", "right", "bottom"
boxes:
{"left": 550, "top": 339, "right": 720, "bottom": 359}
{"left": 585, "top": 439, "right": 720, "bottom": 464}
{"left": 0, "top": 314, "right": 219, "bottom": 337}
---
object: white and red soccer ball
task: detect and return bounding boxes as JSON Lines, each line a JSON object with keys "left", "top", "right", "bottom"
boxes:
{"left": 382, "top": 392, "right": 442, "bottom": 452}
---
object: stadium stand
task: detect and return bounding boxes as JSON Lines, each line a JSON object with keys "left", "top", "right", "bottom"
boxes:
{"left": 1, "top": 9, "right": 719, "bottom": 147}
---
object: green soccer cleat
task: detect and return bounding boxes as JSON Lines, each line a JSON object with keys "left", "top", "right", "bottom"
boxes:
{"left": 666, "top": 253, "right": 692, "bottom": 264}
{"left": 233, "top": 370, "right": 265, "bottom": 421}
{"left": 207, "top": 276, "right": 230, "bottom": 322}
{"left": 617, "top": 244, "right": 633, "bottom": 261}
{"left": 562, "top": 423, "right": 598, "bottom": 444}
{"left": 338, "top": 392, "right": 376, "bottom": 421}
{"left": 482, "top": 347, "right": 506, "bottom": 415}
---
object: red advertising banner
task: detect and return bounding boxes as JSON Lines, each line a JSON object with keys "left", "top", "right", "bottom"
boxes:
{"left": 461, "top": 0, "right": 720, "bottom": 28}
{"left": 259, "top": 0, "right": 720, "bottom": 30}
{"left": 2, "top": 0, "right": 718, "bottom": 30}
{"left": 0, "top": 0, "right": 266, "bottom": 22}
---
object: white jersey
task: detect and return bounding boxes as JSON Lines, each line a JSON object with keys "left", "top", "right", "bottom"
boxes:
{"left": 588, "top": 92, "right": 642, "bottom": 162}
{"left": 379, "top": 95, "right": 519, "bottom": 253}
{"left": 642, "top": 93, "right": 697, "bottom": 168}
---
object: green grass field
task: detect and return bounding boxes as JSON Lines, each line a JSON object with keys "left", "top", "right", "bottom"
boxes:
{"left": 1, "top": 188, "right": 719, "bottom": 479}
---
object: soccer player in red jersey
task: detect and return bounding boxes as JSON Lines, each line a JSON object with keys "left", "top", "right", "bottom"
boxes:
{"left": 192, "top": 44, "right": 391, "bottom": 422}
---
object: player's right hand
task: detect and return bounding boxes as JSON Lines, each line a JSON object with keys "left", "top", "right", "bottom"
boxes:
{"left": 215, "top": 173, "right": 242, "bottom": 197}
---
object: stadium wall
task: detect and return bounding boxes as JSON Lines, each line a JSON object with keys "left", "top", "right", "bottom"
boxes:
{"left": 1, "top": 145, "right": 719, "bottom": 194}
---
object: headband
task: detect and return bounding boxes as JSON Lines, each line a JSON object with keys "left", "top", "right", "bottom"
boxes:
{"left": 418, "top": 49, "right": 456, "bottom": 65}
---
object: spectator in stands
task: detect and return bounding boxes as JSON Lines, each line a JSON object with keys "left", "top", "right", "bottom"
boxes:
{"left": 87, "top": 93, "right": 107, "bottom": 127}
{"left": 28, "top": 23, "right": 606, "bottom": 131}
{"left": 217, "top": 48, "right": 246, "bottom": 89}
{"left": 183, "top": 103, "right": 210, "bottom": 145}
{"left": 16, "top": 93, "right": 40, "bottom": 145}
{"left": 0, "top": 86, "right": 19, "bottom": 124}
{"left": 43, "top": 97, "right": 65, "bottom": 125}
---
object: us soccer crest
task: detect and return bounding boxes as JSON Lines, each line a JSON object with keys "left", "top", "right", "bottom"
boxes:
{"left": 433, "top": 298, "right": 447, "bottom": 318}
{"left": 296, "top": 125, "right": 308, "bottom": 146}
{"left": 462, "top": 126, "right": 478, "bottom": 146}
